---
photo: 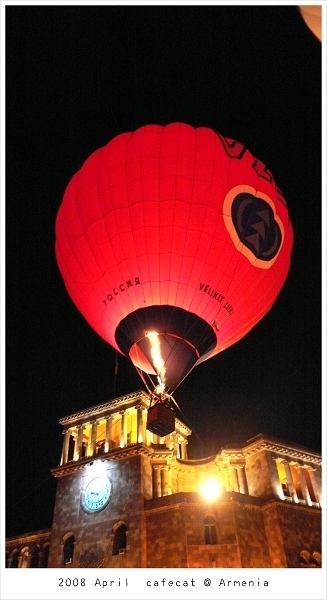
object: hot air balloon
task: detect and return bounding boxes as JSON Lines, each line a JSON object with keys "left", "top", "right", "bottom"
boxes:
{"left": 298, "top": 5, "right": 322, "bottom": 42}
{"left": 55, "top": 123, "right": 293, "bottom": 434}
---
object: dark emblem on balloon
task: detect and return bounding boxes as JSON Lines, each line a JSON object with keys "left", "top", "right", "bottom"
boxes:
{"left": 231, "top": 193, "right": 282, "bottom": 261}
{"left": 252, "top": 159, "right": 273, "bottom": 183}
{"left": 215, "top": 131, "right": 246, "bottom": 159}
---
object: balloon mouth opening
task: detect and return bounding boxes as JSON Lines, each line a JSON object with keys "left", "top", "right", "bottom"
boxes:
{"left": 129, "top": 332, "right": 200, "bottom": 393}
{"left": 115, "top": 305, "right": 217, "bottom": 393}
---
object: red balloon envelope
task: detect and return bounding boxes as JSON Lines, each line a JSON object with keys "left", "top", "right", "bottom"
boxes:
{"left": 55, "top": 123, "right": 293, "bottom": 394}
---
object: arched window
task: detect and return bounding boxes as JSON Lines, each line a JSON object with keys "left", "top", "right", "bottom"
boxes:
{"left": 300, "top": 550, "right": 310, "bottom": 566}
{"left": 311, "top": 551, "right": 322, "bottom": 567}
{"left": 42, "top": 543, "right": 50, "bottom": 568}
{"left": 204, "top": 516, "right": 218, "bottom": 545}
{"left": 112, "top": 523, "right": 128, "bottom": 555}
{"left": 10, "top": 549, "right": 19, "bottom": 568}
{"left": 62, "top": 533, "right": 75, "bottom": 566}
{"left": 29, "top": 545, "right": 40, "bottom": 568}
{"left": 20, "top": 547, "right": 30, "bottom": 568}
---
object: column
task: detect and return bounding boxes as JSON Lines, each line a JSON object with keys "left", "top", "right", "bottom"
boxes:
{"left": 296, "top": 465, "right": 312, "bottom": 506}
{"left": 120, "top": 411, "right": 125, "bottom": 448}
{"left": 167, "top": 433, "right": 174, "bottom": 451}
{"left": 236, "top": 465, "right": 248, "bottom": 495}
{"left": 137, "top": 405, "right": 143, "bottom": 443}
{"left": 74, "top": 425, "right": 84, "bottom": 461}
{"left": 145, "top": 425, "right": 152, "bottom": 447}
{"left": 104, "top": 415, "right": 112, "bottom": 453}
{"left": 282, "top": 461, "right": 298, "bottom": 502}
{"left": 173, "top": 433, "right": 179, "bottom": 457}
{"left": 180, "top": 440, "right": 188, "bottom": 459}
{"left": 60, "top": 429, "right": 71, "bottom": 465}
{"left": 222, "top": 467, "right": 231, "bottom": 492}
{"left": 161, "top": 467, "right": 169, "bottom": 496}
{"left": 152, "top": 466, "right": 162, "bottom": 498}
{"left": 166, "top": 467, "right": 172, "bottom": 495}
{"left": 144, "top": 427, "right": 149, "bottom": 446}
{"left": 229, "top": 467, "right": 239, "bottom": 492}
{"left": 90, "top": 420, "right": 97, "bottom": 457}
{"left": 305, "top": 466, "right": 321, "bottom": 505}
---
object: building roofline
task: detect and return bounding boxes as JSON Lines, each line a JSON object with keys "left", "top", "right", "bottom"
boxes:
{"left": 6, "top": 529, "right": 52, "bottom": 544}
{"left": 221, "top": 433, "right": 321, "bottom": 464}
{"left": 58, "top": 389, "right": 192, "bottom": 436}
{"left": 59, "top": 390, "right": 148, "bottom": 424}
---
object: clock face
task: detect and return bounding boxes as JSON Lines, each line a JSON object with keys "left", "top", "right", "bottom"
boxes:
{"left": 82, "top": 475, "right": 112, "bottom": 513}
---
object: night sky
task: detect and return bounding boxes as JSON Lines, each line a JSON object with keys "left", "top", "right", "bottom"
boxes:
{"left": 5, "top": 4, "right": 322, "bottom": 538}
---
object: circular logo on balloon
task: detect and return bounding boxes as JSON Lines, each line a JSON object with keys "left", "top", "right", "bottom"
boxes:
{"left": 223, "top": 185, "right": 284, "bottom": 268}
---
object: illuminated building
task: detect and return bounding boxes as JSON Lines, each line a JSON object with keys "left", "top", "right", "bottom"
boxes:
{"left": 6, "top": 391, "right": 321, "bottom": 568}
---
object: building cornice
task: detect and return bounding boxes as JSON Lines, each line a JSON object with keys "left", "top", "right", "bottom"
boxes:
{"left": 221, "top": 434, "right": 321, "bottom": 465}
{"left": 51, "top": 443, "right": 158, "bottom": 477}
{"left": 6, "top": 529, "right": 51, "bottom": 546}
{"left": 144, "top": 491, "right": 322, "bottom": 515}
{"left": 59, "top": 390, "right": 149, "bottom": 425}
{"left": 58, "top": 390, "right": 192, "bottom": 436}
{"left": 261, "top": 497, "right": 322, "bottom": 515}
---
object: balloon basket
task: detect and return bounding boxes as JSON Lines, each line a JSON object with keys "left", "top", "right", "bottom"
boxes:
{"left": 146, "top": 403, "right": 175, "bottom": 436}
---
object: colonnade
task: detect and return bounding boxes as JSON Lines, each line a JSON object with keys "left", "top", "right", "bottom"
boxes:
{"left": 60, "top": 405, "right": 189, "bottom": 466}
{"left": 278, "top": 460, "right": 320, "bottom": 506}
{"left": 222, "top": 462, "right": 248, "bottom": 494}
{"left": 152, "top": 465, "right": 173, "bottom": 498}
{"left": 6, "top": 546, "right": 49, "bottom": 568}
{"left": 60, "top": 405, "right": 145, "bottom": 465}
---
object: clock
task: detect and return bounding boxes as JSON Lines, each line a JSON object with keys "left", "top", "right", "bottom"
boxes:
{"left": 81, "top": 474, "right": 112, "bottom": 513}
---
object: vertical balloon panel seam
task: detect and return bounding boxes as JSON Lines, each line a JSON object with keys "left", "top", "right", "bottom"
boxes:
{"left": 161, "top": 127, "right": 177, "bottom": 308}
{"left": 183, "top": 130, "right": 228, "bottom": 324}
{"left": 173, "top": 127, "right": 197, "bottom": 308}
{"left": 140, "top": 128, "right": 163, "bottom": 305}
{"left": 112, "top": 131, "right": 139, "bottom": 315}
{"left": 151, "top": 128, "right": 162, "bottom": 309}
{"left": 167, "top": 126, "right": 182, "bottom": 312}
{"left": 225, "top": 274, "right": 275, "bottom": 332}
{"left": 159, "top": 126, "right": 176, "bottom": 312}
{"left": 192, "top": 135, "right": 233, "bottom": 318}
{"left": 75, "top": 157, "right": 108, "bottom": 289}
{"left": 62, "top": 173, "right": 94, "bottom": 299}
{"left": 102, "top": 136, "right": 142, "bottom": 323}
{"left": 174, "top": 126, "right": 198, "bottom": 327}
{"left": 92, "top": 144, "right": 118, "bottom": 299}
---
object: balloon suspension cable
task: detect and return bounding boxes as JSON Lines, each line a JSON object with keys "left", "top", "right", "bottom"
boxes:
{"left": 134, "top": 363, "right": 207, "bottom": 449}
{"left": 134, "top": 365, "right": 153, "bottom": 395}
{"left": 134, "top": 365, "right": 174, "bottom": 408}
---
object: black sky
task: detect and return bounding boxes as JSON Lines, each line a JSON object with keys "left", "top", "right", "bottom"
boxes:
{"left": 5, "top": 4, "right": 322, "bottom": 538}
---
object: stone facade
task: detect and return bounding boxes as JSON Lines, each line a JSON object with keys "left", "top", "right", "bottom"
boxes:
{"left": 6, "top": 530, "right": 51, "bottom": 568}
{"left": 6, "top": 391, "right": 322, "bottom": 569}
{"left": 48, "top": 454, "right": 150, "bottom": 568}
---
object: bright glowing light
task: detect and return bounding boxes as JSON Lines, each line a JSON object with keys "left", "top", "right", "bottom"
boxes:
{"left": 146, "top": 331, "right": 166, "bottom": 384}
{"left": 146, "top": 331, "right": 159, "bottom": 339}
{"left": 200, "top": 477, "right": 221, "bottom": 501}
{"left": 155, "top": 375, "right": 166, "bottom": 395}
{"left": 88, "top": 459, "right": 107, "bottom": 475}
